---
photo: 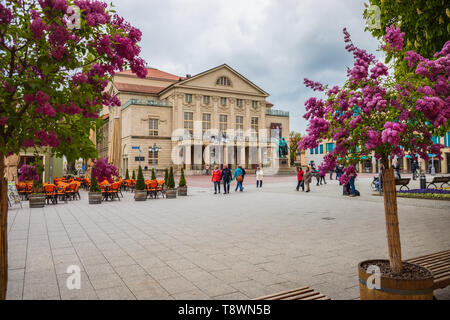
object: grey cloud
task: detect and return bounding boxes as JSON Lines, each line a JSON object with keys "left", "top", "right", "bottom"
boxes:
{"left": 111, "top": 0, "right": 385, "bottom": 133}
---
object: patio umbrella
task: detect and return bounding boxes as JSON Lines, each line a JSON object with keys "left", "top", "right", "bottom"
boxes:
{"left": 86, "top": 129, "right": 97, "bottom": 179}
{"left": 108, "top": 117, "right": 121, "bottom": 170}
{"left": 4, "top": 154, "right": 19, "bottom": 182}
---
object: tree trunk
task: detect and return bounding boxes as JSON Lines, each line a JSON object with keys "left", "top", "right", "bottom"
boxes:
{"left": 382, "top": 157, "right": 402, "bottom": 274}
{"left": 0, "top": 154, "right": 8, "bottom": 300}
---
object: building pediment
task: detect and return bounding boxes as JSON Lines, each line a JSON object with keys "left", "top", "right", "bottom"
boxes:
{"left": 161, "top": 64, "right": 269, "bottom": 97}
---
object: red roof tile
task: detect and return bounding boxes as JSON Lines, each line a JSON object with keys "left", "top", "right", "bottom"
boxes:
{"left": 116, "top": 68, "right": 185, "bottom": 81}
{"left": 114, "top": 82, "right": 166, "bottom": 94}
{"left": 266, "top": 101, "right": 274, "bottom": 107}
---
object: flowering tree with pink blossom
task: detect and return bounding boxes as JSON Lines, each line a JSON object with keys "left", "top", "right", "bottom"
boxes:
{"left": 299, "top": 25, "right": 449, "bottom": 274}
{"left": 91, "top": 157, "right": 118, "bottom": 183}
{"left": 0, "top": 0, "right": 147, "bottom": 299}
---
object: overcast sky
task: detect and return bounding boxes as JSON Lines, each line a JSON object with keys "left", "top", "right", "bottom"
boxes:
{"left": 111, "top": 0, "right": 385, "bottom": 134}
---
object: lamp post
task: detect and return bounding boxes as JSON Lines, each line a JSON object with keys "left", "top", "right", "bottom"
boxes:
{"left": 149, "top": 143, "right": 162, "bottom": 174}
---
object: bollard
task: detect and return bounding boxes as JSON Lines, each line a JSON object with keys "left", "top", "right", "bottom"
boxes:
{"left": 420, "top": 174, "right": 427, "bottom": 189}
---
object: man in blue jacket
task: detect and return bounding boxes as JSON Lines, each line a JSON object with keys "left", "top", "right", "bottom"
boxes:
{"left": 234, "top": 167, "right": 244, "bottom": 192}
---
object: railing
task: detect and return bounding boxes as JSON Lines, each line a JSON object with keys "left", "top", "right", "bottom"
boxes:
{"left": 122, "top": 98, "right": 173, "bottom": 110}
{"left": 266, "top": 109, "right": 289, "bottom": 117}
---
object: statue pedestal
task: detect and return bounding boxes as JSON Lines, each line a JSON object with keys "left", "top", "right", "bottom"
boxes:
{"left": 275, "top": 158, "right": 297, "bottom": 176}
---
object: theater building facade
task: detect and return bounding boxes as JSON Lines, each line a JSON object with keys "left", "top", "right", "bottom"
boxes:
{"left": 99, "top": 64, "right": 291, "bottom": 176}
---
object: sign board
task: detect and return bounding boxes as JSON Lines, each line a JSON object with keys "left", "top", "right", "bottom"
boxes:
{"left": 132, "top": 146, "right": 140, "bottom": 150}
{"left": 7, "top": 182, "right": 22, "bottom": 208}
{"left": 135, "top": 157, "right": 145, "bottom": 162}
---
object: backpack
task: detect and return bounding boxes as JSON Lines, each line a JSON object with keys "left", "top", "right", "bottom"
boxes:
{"left": 236, "top": 175, "right": 243, "bottom": 183}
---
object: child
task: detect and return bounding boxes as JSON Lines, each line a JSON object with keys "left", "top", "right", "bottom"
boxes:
{"left": 256, "top": 167, "right": 264, "bottom": 188}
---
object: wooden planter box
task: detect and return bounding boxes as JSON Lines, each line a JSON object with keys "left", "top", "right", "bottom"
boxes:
{"left": 178, "top": 186, "right": 187, "bottom": 196}
{"left": 29, "top": 194, "right": 45, "bottom": 208}
{"left": 134, "top": 190, "right": 147, "bottom": 201}
{"left": 88, "top": 192, "right": 102, "bottom": 204}
{"left": 358, "top": 260, "right": 434, "bottom": 300}
{"left": 166, "top": 188, "right": 177, "bottom": 199}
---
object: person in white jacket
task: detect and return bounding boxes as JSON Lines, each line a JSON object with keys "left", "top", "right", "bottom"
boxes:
{"left": 256, "top": 166, "right": 264, "bottom": 188}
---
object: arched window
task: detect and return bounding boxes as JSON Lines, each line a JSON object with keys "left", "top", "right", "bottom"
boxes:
{"left": 216, "top": 76, "right": 231, "bottom": 86}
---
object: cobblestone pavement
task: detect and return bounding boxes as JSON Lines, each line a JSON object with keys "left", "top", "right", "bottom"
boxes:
{"left": 6, "top": 176, "right": 450, "bottom": 300}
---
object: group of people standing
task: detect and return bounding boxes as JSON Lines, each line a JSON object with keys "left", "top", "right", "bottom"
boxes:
{"left": 211, "top": 165, "right": 264, "bottom": 194}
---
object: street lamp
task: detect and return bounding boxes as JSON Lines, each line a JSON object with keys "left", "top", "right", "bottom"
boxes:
{"left": 148, "top": 143, "right": 162, "bottom": 174}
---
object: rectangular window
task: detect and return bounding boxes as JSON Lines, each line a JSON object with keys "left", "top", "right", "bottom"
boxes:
{"left": 148, "top": 150, "right": 159, "bottom": 165}
{"left": 236, "top": 99, "right": 243, "bottom": 107}
{"left": 185, "top": 94, "right": 192, "bottom": 104}
{"left": 320, "top": 144, "right": 324, "bottom": 154}
{"left": 184, "top": 112, "right": 193, "bottom": 135}
{"left": 326, "top": 143, "right": 335, "bottom": 153}
{"left": 203, "top": 96, "right": 210, "bottom": 105}
{"left": 149, "top": 118, "right": 158, "bottom": 136}
{"left": 252, "top": 100, "right": 258, "bottom": 108}
{"left": 432, "top": 136, "right": 440, "bottom": 144}
{"left": 219, "top": 114, "right": 228, "bottom": 133}
{"left": 310, "top": 149, "right": 314, "bottom": 155}
{"left": 315, "top": 146, "right": 319, "bottom": 154}
{"left": 202, "top": 113, "right": 211, "bottom": 134}
{"left": 445, "top": 132, "right": 450, "bottom": 147}
{"left": 236, "top": 116, "right": 244, "bottom": 139}
{"left": 251, "top": 117, "right": 259, "bottom": 138}
{"left": 220, "top": 97, "right": 227, "bottom": 106}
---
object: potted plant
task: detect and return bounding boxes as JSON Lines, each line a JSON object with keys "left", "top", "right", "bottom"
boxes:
{"left": 165, "top": 167, "right": 177, "bottom": 199}
{"left": 19, "top": 164, "right": 45, "bottom": 208}
{"left": 299, "top": 26, "right": 447, "bottom": 300}
{"left": 134, "top": 165, "right": 147, "bottom": 201}
{"left": 132, "top": 170, "right": 136, "bottom": 180}
{"left": 177, "top": 168, "right": 187, "bottom": 196}
{"left": 88, "top": 177, "right": 102, "bottom": 204}
{"left": 125, "top": 168, "right": 130, "bottom": 180}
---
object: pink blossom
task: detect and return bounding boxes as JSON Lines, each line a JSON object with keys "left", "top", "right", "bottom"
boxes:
{"left": 18, "top": 165, "right": 39, "bottom": 182}
{"left": 304, "top": 78, "right": 324, "bottom": 92}
{"left": 370, "top": 62, "right": 389, "bottom": 79}
{"left": 30, "top": 17, "right": 47, "bottom": 40}
{"left": 0, "top": 117, "right": 8, "bottom": 126}
{"left": 91, "top": 158, "right": 118, "bottom": 183}
{"left": 382, "top": 25, "right": 404, "bottom": 52}
{"left": 0, "top": 3, "right": 13, "bottom": 25}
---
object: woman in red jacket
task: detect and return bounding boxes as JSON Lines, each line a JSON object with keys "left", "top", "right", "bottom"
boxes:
{"left": 296, "top": 167, "right": 304, "bottom": 192}
{"left": 211, "top": 165, "right": 222, "bottom": 194}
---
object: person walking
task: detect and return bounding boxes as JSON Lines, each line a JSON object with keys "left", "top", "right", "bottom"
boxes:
{"left": 256, "top": 166, "right": 264, "bottom": 188}
{"left": 221, "top": 165, "right": 232, "bottom": 194}
{"left": 329, "top": 168, "right": 334, "bottom": 180}
{"left": 205, "top": 164, "right": 210, "bottom": 176}
{"left": 349, "top": 172, "right": 357, "bottom": 197}
{"left": 296, "top": 167, "right": 304, "bottom": 191}
{"left": 211, "top": 165, "right": 222, "bottom": 194}
{"left": 234, "top": 166, "right": 244, "bottom": 192}
{"left": 319, "top": 171, "right": 327, "bottom": 185}
{"left": 303, "top": 166, "right": 312, "bottom": 192}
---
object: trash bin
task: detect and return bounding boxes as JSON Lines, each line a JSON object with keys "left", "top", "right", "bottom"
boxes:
{"left": 420, "top": 174, "right": 426, "bottom": 189}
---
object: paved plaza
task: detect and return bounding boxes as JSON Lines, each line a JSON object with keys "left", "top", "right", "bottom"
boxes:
{"left": 5, "top": 175, "right": 450, "bottom": 300}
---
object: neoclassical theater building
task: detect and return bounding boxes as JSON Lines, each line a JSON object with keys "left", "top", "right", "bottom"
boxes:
{"left": 99, "top": 64, "right": 291, "bottom": 176}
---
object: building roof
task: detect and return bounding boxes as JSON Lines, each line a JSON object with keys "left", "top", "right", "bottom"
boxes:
{"left": 116, "top": 68, "right": 185, "bottom": 82}
{"left": 266, "top": 101, "right": 274, "bottom": 107}
{"left": 114, "top": 82, "right": 166, "bottom": 95}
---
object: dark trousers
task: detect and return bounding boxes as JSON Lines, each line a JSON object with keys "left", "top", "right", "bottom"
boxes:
{"left": 256, "top": 180, "right": 263, "bottom": 188}
{"left": 296, "top": 181, "right": 304, "bottom": 191}
{"left": 319, "top": 176, "right": 326, "bottom": 184}
{"left": 223, "top": 180, "right": 231, "bottom": 193}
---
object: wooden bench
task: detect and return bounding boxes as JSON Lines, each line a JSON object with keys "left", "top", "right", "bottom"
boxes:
{"left": 406, "top": 250, "right": 450, "bottom": 290}
{"left": 426, "top": 176, "right": 450, "bottom": 189}
{"left": 395, "top": 178, "right": 411, "bottom": 191}
{"left": 253, "top": 286, "right": 331, "bottom": 300}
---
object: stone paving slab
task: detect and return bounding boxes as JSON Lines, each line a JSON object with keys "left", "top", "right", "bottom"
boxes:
{"left": 5, "top": 177, "right": 450, "bottom": 300}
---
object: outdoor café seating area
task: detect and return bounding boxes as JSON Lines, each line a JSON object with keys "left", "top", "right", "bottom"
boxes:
{"left": 16, "top": 177, "right": 82, "bottom": 205}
